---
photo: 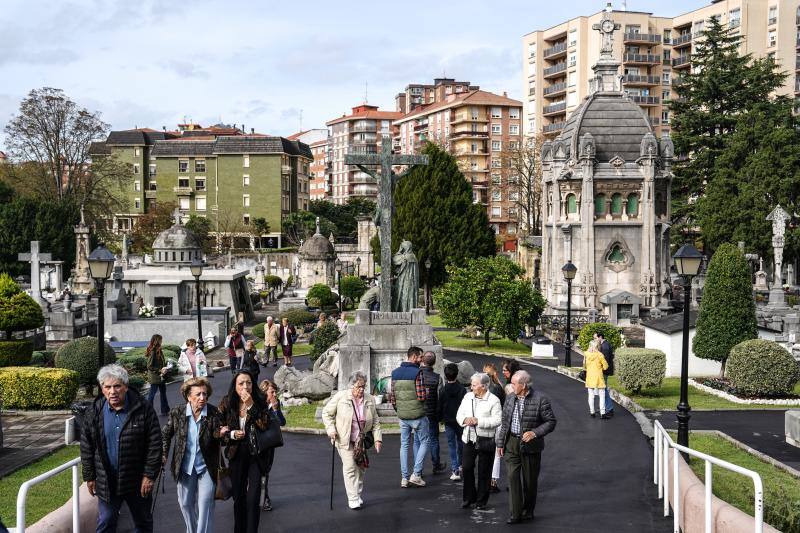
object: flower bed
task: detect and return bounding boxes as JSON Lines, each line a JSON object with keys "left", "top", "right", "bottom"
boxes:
{"left": 690, "top": 378, "right": 800, "bottom": 406}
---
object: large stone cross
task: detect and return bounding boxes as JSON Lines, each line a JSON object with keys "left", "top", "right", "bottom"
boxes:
{"left": 345, "top": 137, "right": 428, "bottom": 311}
{"left": 592, "top": 3, "right": 620, "bottom": 56}
{"left": 767, "top": 204, "right": 791, "bottom": 288}
{"left": 18, "top": 241, "right": 52, "bottom": 306}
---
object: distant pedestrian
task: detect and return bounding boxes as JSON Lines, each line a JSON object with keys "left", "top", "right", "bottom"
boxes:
{"left": 178, "top": 339, "right": 207, "bottom": 381}
{"left": 594, "top": 332, "right": 615, "bottom": 417}
{"left": 278, "top": 317, "right": 297, "bottom": 367}
{"left": 80, "top": 364, "right": 162, "bottom": 533}
{"left": 420, "top": 351, "right": 445, "bottom": 475}
{"left": 258, "top": 380, "right": 286, "bottom": 512}
{"left": 262, "top": 316, "right": 280, "bottom": 367}
{"left": 161, "top": 378, "right": 222, "bottom": 533}
{"left": 456, "top": 373, "right": 502, "bottom": 510}
{"left": 496, "top": 370, "right": 557, "bottom": 524}
{"left": 501, "top": 359, "right": 521, "bottom": 396}
{"left": 584, "top": 340, "right": 609, "bottom": 419}
{"left": 483, "top": 363, "right": 505, "bottom": 493}
{"left": 438, "top": 363, "right": 466, "bottom": 481}
{"left": 241, "top": 340, "right": 260, "bottom": 382}
{"left": 146, "top": 334, "right": 171, "bottom": 415}
{"left": 336, "top": 312, "right": 348, "bottom": 332}
{"left": 322, "top": 371, "right": 383, "bottom": 510}
{"left": 388, "top": 346, "right": 429, "bottom": 488}
{"left": 224, "top": 328, "right": 245, "bottom": 374}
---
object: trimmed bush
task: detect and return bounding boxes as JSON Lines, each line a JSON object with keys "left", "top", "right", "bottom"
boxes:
{"left": 727, "top": 339, "right": 800, "bottom": 396}
{"left": 128, "top": 375, "right": 146, "bottom": 391}
{"left": 577, "top": 322, "right": 623, "bottom": 351}
{"left": 279, "top": 309, "right": 317, "bottom": 327}
{"left": 0, "top": 273, "right": 20, "bottom": 299}
{"left": 55, "top": 337, "right": 116, "bottom": 389}
{"left": 307, "top": 284, "right": 337, "bottom": 308}
{"left": 339, "top": 276, "right": 367, "bottom": 308}
{"left": 252, "top": 323, "right": 264, "bottom": 339}
{"left": 0, "top": 292, "right": 45, "bottom": 336}
{"left": 29, "top": 350, "right": 55, "bottom": 367}
{"left": 126, "top": 347, "right": 146, "bottom": 358}
{"left": 0, "top": 339, "right": 34, "bottom": 367}
{"left": 0, "top": 367, "right": 79, "bottom": 408}
{"left": 117, "top": 354, "right": 147, "bottom": 373}
{"left": 265, "top": 275, "right": 283, "bottom": 289}
{"left": 616, "top": 348, "right": 666, "bottom": 393}
{"left": 163, "top": 344, "right": 182, "bottom": 354}
{"left": 311, "top": 321, "right": 340, "bottom": 362}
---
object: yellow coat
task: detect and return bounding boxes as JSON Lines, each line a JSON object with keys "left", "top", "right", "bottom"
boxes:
{"left": 583, "top": 350, "right": 608, "bottom": 389}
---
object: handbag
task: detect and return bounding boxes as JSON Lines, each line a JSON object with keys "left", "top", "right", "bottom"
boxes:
{"left": 214, "top": 450, "right": 233, "bottom": 500}
{"left": 351, "top": 400, "right": 370, "bottom": 468}
{"left": 578, "top": 369, "right": 587, "bottom": 381}
{"left": 255, "top": 410, "right": 284, "bottom": 452}
{"left": 351, "top": 400, "right": 374, "bottom": 449}
{"left": 471, "top": 399, "right": 496, "bottom": 454}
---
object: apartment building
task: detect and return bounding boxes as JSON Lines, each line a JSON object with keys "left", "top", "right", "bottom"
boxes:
{"left": 522, "top": 0, "right": 800, "bottom": 139}
{"left": 308, "top": 138, "right": 331, "bottom": 200}
{"left": 395, "top": 78, "right": 479, "bottom": 114}
{"left": 92, "top": 125, "right": 312, "bottom": 245}
{"left": 394, "top": 90, "right": 523, "bottom": 239}
{"left": 325, "top": 104, "right": 402, "bottom": 205}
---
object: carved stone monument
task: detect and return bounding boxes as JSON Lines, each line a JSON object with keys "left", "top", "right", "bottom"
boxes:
{"left": 392, "top": 241, "right": 419, "bottom": 312}
{"left": 755, "top": 257, "right": 770, "bottom": 291}
{"left": 767, "top": 205, "right": 791, "bottom": 307}
{"left": 17, "top": 241, "right": 52, "bottom": 307}
{"left": 71, "top": 206, "right": 93, "bottom": 294}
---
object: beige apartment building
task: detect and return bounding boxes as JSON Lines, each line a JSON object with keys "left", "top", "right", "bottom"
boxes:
{"left": 395, "top": 78, "right": 479, "bottom": 114}
{"left": 523, "top": 0, "right": 800, "bottom": 139}
{"left": 394, "top": 90, "right": 523, "bottom": 241}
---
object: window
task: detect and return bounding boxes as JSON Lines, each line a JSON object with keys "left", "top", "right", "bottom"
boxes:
{"left": 492, "top": 124, "right": 502, "bottom": 134}
{"left": 243, "top": 155, "right": 250, "bottom": 168}
{"left": 509, "top": 208, "right": 518, "bottom": 218}
{"left": 567, "top": 92, "right": 578, "bottom": 106}
{"left": 594, "top": 194, "right": 606, "bottom": 215}
{"left": 195, "top": 178, "right": 205, "bottom": 191}
{"left": 568, "top": 71, "right": 577, "bottom": 87}
{"left": 243, "top": 214, "right": 250, "bottom": 225}
{"left": 243, "top": 194, "right": 250, "bottom": 207}
{"left": 179, "top": 160, "right": 188, "bottom": 173}
{"left": 179, "top": 197, "right": 190, "bottom": 210}
{"left": 661, "top": 110, "right": 670, "bottom": 123}
{"left": 492, "top": 190, "right": 502, "bottom": 201}
{"left": 149, "top": 164, "right": 157, "bottom": 177}
{"left": 134, "top": 181, "right": 140, "bottom": 191}
{"left": 491, "top": 159, "right": 501, "bottom": 168}
{"left": 492, "top": 174, "right": 502, "bottom": 184}
{"left": 196, "top": 196, "right": 207, "bottom": 211}
{"left": 492, "top": 141, "right": 501, "bottom": 151}
{"left": 148, "top": 182, "right": 157, "bottom": 191}
{"left": 568, "top": 52, "right": 576, "bottom": 67}
{"left": 491, "top": 207, "right": 501, "bottom": 217}
{"left": 510, "top": 125, "right": 519, "bottom": 135}
{"left": 729, "top": 8, "right": 741, "bottom": 28}
{"left": 509, "top": 191, "right": 519, "bottom": 202}
{"left": 243, "top": 175, "right": 250, "bottom": 186}
{"left": 768, "top": 5, "right": 777, "bottom": 25}
{"left": 566, "top": 194, "right": 577, "bottom": 214}
{"left": 662, "top": 71, "right": 671, "bottom": 84}
{"left": 692, "top": 21, "right": 704, "bottom": 37}
{"left": 509, "top": 141, "right": 519, "bottom": 149}
{"left": 508, "top": 224, "right": 517, "bottom": 234}
{"left": 663, "top": 29, "right": 672, "bottom": 44}
{"left": 626, "top": 194, "right": 639, "bottom": 216}
{"left": 491, "top": 107, "right": 502, "bottom": 118}
{"left": 134, "top": 198, "right": 141, "bottom": 209}
{"left": 569, "top": 29, "right": 577, "bottom": 47}
{"left": 133, "top": 163, "right": 140, "bottom": 174}
{"left": 195, "top": 160, "right": 206, "bottom": 172}
{"left": 134, "top": 148, "right": 140, "bottom": 157}
{"left": 178, "top": 178, "right": 189, "bottom": 188}
{"left": 509, "top": 108, "right": 519, "bottom": 119}
{"left": 611, "top": 193, "right": 623, "bottom": 215}
{"left": 768, "top": 29, "right": 776, "bottom": 47}
{"left": 528, "top": 44, "right": 536, "bottom": 59}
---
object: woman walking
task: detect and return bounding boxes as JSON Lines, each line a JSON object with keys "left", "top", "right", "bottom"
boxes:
{"left": 178, "top": 339, "right": 207, "bottom": 381}
{"left": 278, "top": 317, "right": 297, "bottom": 367}
{"left": 161, "top": 378, "right": 221, "bottom": 533}
{"left": 218, "top": 371, "right": 271, "bottom": 533}
{"left": 484, "top": 364, "right": 506, "bottom": 494}
{"left": 456, "top": 373, "right": 502, "bottom": 510}
{"left": 146, "top": 334, "right": 171, "bottom": 415}
{"left": 584, "top": 340, "right": 609, "bottom": 419}
{"left": 241, "top": 340, "right": 260, "bottom": 382}
{"left": 224, "top": 327, "right": 246, "bottom": 374}
{"left": 258, "top": 380, "right": 286, "bottom": 511}
{"left": 322, "top": 370, "right": 383, "bottom": 510}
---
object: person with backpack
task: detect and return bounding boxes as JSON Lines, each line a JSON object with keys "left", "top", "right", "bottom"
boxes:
{"left": 595, "top": 332, "right": 615, "bottom": 418}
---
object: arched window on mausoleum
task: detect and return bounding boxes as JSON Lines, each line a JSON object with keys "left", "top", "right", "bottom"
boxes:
{"left": 594, "top": 194, "right": 606, "bottom": 216}
{"left": 627, "top": 193, "right": 639, "bottom": 216}
{"left": 607, "top": 244, "right": 626, "bottom": 264}
{"left": 566, "top": 194, "right": 577, "bottom": 215}
{"left": 611, "top": 193, "right": 623, "bottom": 215}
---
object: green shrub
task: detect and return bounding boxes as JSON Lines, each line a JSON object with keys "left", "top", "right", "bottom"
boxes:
{"left": 311, "top": 322, "right": 340, "bottom": 362}
{"left": 117, "top": 354, "right": 147, "bottom": 372}
{"left": 287, "top": 275, "right": 294, "bottom": 287}
{"left": 29, "top": 350, "right": 55, "bottom": 367}
{"left": 265, "top": 275, "right": 283, "bottom": 289}
{"left": 727, "top": 339, "right": 800, "bottom": 396}
{"left": 258, "top": 290, "right": 270, "bottom": 299}
{"left": 126, "top": 347, "right": 146, "bottom": 358}
{"left": 339, "top": 276, "right": 367, "bottom": 307}
{"left": 128, "top": 375, "right": 146, "bottom": 391}
{"left": 0, "top": 340, "right": 34, "bottom": 367}
{"left": 0, "top": 273, "right": 21, "bottom": 299}
{"left": 615, "top": 348, "right": 666, "bottom": 393}
{"left": 0, "top": 292, "right": 45, "bottom": 336}
{"left": 577, "top": 322, "right": 623, "bottom": 351}
{"left": 0, "top": 367, "right": 79, "bottom": 408}
{"left": 279, "top": 309, "right": 317, "bottom": 327}
{"left": 307, "top": 284, "right": 337, "bottom": 308}
{"left": 55, "top": 337, "right": 116, "bottom": 389}
{"left": 162, "top": 344, "right": 182, "bottom": 354}
{"left": 252, "top": 323, "right": 264, "bottom": 339}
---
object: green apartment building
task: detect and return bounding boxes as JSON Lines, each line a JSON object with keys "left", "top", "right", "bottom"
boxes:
{"left": 93, "top": 127, "right": 312, "bottom": 247}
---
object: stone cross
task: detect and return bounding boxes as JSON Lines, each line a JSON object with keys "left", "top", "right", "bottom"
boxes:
{"left": 592, "top": 3, "right": 620, "bottom": 56}
{"left": 345, "top": 137, "right": 428, "bottom": 311}
{"left": 18, "top": 241, "right": 52, "bottom": 306}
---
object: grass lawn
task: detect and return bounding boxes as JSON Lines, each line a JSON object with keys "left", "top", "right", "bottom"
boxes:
{"left": 426, "top": 314, "right": 445, "bottom": 328}
{"left": 283, "top": 400, "right": 399, "bottom": 431}
{"left": 0, "top": 445, "right": 80, "bottom": 527}
{"left": 669, "top": 432, "right": 800, "bottom": 532}
{"left": 253, "top": 341, "right": 312, "bottom": 357}
{"left": 608, "top": 376, "right": 800, "bottom": 411}
{"left": 433, "top": 329, "right": 530, "bottom": 357}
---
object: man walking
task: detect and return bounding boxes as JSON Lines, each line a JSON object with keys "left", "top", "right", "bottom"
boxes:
{"left": 419, "top": 351, "right": 446, "bottom": 474}
{"left": 389, "top": 346, "right": 430, "bottom": 488}
{"left": 595, "top": 332, "right": 615, "bottom": 418}
{"left": 80, "top": 364, "right": 162, "bottom": 532}
{"left": 263, "top": 316, "right": 280, "bottom": 367}
{"left": 496, "top": 370, "right": 556, "bottom": 524}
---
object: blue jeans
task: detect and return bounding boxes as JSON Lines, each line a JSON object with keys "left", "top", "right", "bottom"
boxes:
{"left": 604, "top": 375, "right": 614, "bottom": 412}
{"left": 415, "top": 416, "right": 441, "bottom": 469}
{"left": 147, "top": 382, "right": 169, "bottom": 414}
{"left": 97, "top": 489, "right": 153, "bottom": 532}
{"left": 444, "top": 424, "right": 463, "bottom": 473}
{"left": 177, "top": 469, "right": 216, "bottom": 533}
{"left": 399, "top": 417, "right": 430, "bottom": 479}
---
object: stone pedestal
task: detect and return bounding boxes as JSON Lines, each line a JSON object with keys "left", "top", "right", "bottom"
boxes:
{"left": 72, "top": 217, "right": 93, "bottom": 295}
{"left": 337, "top": 309, "right": 443, "bottom": 392}
{"left": 768, "top": 287, "right": 787, "bottom": 308}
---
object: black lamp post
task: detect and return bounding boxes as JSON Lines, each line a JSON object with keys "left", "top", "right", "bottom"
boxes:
{"left": 672, "top": 243, "right": 703, "bottom": 453}
{"left": 356, "top": 256, "right": 362, "bottom": 277}
{"left": 335, "top": 258, "right": 343, "bottom": 313}
{"left": 88, "top": 243, "right": 115, "bottom": 374}
{"left": 424, "top": 258, "right": 432, "bottom": 314}
{"left": 190, "top": 258, "right": 206, "bottom": 345}
{"left": 562, "top": 260, "right": 578, "bottom": 367}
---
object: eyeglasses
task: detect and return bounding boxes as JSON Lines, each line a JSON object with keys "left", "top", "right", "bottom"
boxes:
{"left": 353, "top": 385, "right": 366, "bottom": 390}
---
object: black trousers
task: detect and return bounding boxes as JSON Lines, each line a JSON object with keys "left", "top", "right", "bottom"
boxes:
{"left": 263, "top": 447, "right": 275, "bottom": 502}
{"left": 230, "top": 452, "right": 263, "bottom": 533}
{"left": 505, "top": 435, "right": 542, "bottom": 519}
{"left": 462, "top": 441, "right": 493, "bottom": 505}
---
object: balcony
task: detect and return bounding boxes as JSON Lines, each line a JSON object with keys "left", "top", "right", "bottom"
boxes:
{"left": 351, "top": 184, "right": 377, "bottom": 197}
{"left": 623, "top": 53, "right": 661, "bottom": 65}
{"left": 413, "top": 122, "right": 428, "bottom": 132}
{"left": 173, "top": 186, "right": 193, "bottom": 196}
{"left": 672, "top": 55, "right": 691, "bottom": 68}
{"left": 451, "top": 130, "right": 488, "bottom": 139}
{"left": 543, "top": 62, "right": 567, "bottom": 78}
{"left": 542, "top": 121, "right": 565, "bottom": 134}
{"left": 351, "top": 123, "right": 377, "bottom": 132}
{"left": 623, "top": 32, "right": 661, "bottom": 44}
{"left": 543, "top": 42, "right": 567, "bottom": 59}
{"left": 455, "top": 149, "right": 489, "bottom": 156}
{"left": 452, "top": 114, "right": 489, "bottom": 124}
{"left": 543, "top": 102, "right": 567, "bottom": 116}
{"left": 351, "top": 172, "right": 375, "bottom": 184}
{"left": 470, "top": 178, "right": 488, "bottom": 190}
{"left": 672, "top": 33, "right": 692, "bottom": 48}
{"left": 622, "top": 74, "right": 660, "bottom": 86}
{"left": 543, "top": 82, "right": 567, "bottom": 97}
{"left": 629, "top": 95, "right": 660, "bottom": 106}
{"left": 281, "top": 164, "right": 291, "bottom": 175}
{"left": 145, "top": 190, "right": 157, "bottom": 199}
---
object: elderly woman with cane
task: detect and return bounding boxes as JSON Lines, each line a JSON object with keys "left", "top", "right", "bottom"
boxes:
{"left": 322, "top": 370, "right": 383, "bottom": 510}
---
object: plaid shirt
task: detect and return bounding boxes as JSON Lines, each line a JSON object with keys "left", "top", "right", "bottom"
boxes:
{"left": 388, "top": 372, "right": 428, "bottom": 410}
{"left": 510, "top": 397, "right": 524, "bottom": 436}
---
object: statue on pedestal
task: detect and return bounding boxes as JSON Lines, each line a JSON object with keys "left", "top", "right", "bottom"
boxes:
{"left": 392, "top": 241, "right": 419, "bottom": 312}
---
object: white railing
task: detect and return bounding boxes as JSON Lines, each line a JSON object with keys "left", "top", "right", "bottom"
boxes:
{"left": 653, "top": 420, "right": 764, "bottom": 533}
{"left": 16, "top": 457, "right": 81, "bottom": 533}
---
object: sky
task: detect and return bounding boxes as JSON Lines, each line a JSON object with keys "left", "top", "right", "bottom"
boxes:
{"left": 0, "top": 0, "right": 707, "bottom": 148}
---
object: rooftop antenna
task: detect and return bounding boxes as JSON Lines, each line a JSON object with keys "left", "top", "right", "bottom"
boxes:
{"left": 364, "top": 81, "right": 369, "bottom": 104}
{"left": 621, "top": 0, "right": 627, "bottom": 10}
{"left": 299, "top": 109, "right": 303, "bottom": 131}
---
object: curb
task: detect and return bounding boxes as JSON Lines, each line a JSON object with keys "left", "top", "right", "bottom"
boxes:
{"left": 1, "top": 409, "right": 72, "bottom": 416}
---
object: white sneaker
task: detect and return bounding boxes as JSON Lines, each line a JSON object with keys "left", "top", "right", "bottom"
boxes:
{"left": 408, "top": 473, "right": 426, "bottom": 487}
{"left": 450, "top": 472, "right": 461, "bottom": 481}
{"left": 401, "top": 478, "right": 408, "bottom": 488}
{"left": 359, "top": 497, "right": 364, "bottom": 505}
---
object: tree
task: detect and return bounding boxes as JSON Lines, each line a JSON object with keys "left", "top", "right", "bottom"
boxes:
{"left": 281, "top": 211, "right": 336, "bottom": 246}
{"left": 434, "top": 256, "right": 546, "bottom": 346}
{"left": 670, "top": 17, "right": 786, "bottom": 241}
{"left": 0, "top": 273, "right": 45, "bottom": 336}
{"left": 308, "top": 198, "right": 375, "bottom": 239}
{"left": 339, "top": 275, "right": 367, "bottom": 308}
{"left": 215, "top": 209, "right": 249, "bottom": 251}
{"left": 692, "top": 243, "right": 757, "bottom": 376}
{"left": 252, "top": 217, "right": 270, "bottom": 249}
{"left": 393, "top": 142, "right": 496, "bottom": 294}
{"left": 501, "top": 133, "right": 544, "bottom": 235}
{"left": 185, "top": 215, "right": 214, "bottom": 254}
{"left": 128, "top": 201, "right": 177, "bottom": 254}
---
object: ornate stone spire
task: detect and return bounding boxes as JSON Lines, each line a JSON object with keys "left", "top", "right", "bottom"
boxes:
{"left": 315, "top": 216, "right": 321, "bottom": 235}
{"left": 590, "top": 3, "right": 622, "bottom": 93}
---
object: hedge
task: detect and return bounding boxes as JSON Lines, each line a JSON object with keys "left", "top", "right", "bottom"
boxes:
{"left": 615, "top": 348, "right": 666, "bottom": 393}
{"left": 727, "top": 339, "right": 800, "bottom": 396}
{"left": 0, "top": 339, "right": 34, "bottom": 367}
{"left": 0, "top": 291, "right": 45, "bottom": 336}
{"left": 252, "top": 323, "right": 264, "bottom": 339}
{"left": 117, "top": 354, "right": 147, "bottom": 373}
{"left": 279, "top": 309, "right": 317, "bottom": 327}
{"left": 128, "top": 375, "right": 146, "bottom": 391}
{"left": 307, "top": 284, "right": 338, "bottom": 308}
{"left": 55, "top": 337, "right": 116, "bottom": 389}
{"left": 577, "top": 322, "right": 623, "bottom": 351}
{"left": 30, "top": 350, "right": 55, "bottom": 367}
{"left": 311, "top": 322, "right": 340, "bottom": 362}
{"left": 163, "top": 344, "right": 182, "bottom": 354}
{"left": 0, "top": 367, "right": 79, "bottom": 408}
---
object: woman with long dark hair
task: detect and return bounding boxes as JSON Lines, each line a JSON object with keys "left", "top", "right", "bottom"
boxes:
{"left": 218, "top": 370, "right": 270, "bottom": 533}
{"left": 258, "top": 379, "right": 286, "bottom": 511}
{"left": 146, "top": 334, "right": 171, "bottom": 415}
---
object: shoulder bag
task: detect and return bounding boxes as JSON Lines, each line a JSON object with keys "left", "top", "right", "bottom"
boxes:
{"left": 472, "top": 398, "right": 496, "bottom": 454}
{"left": 214, "top": 449, "right": 233, "bottom": 500}
{"left": 351, "top": 400, "right": 370, "bottom": 468}
{"left": 255, "top": 409, "right": 284, "bottom": 452}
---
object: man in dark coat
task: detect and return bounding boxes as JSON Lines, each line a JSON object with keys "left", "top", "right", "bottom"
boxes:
{"left": 419, "top": 351, "right": 445, "bottom": 474}
{"left": 496, "top": 370, "right": 557, "bottom": 524}
{"left": 595, "top": 332, "right": 615, "bottom": 417}
{"left": 80, "top": 364, "right": 163, "bottom": 533}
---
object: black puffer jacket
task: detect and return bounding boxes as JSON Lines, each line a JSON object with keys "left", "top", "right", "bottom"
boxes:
{"left": 161, "top": 403, "right": 223, "bottom": 481}
{"left": 420, "top": 366, "right": 441, "bottom": 419}
{"left": 496, "top": 388, "right": 557, "bottom": 453}
{"left": 80, "top": 389, "right": 162, "bottom": 502}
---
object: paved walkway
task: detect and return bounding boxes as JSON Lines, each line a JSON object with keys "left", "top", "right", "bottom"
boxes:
{"left": 131, "top": 349, "right": 669, "bottom": 532}
{"left": 0, "top": 413, "right": 69, "bottom": 478}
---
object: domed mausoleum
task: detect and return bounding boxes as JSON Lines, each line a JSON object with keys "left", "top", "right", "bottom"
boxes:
{"left": 297, "top": 217, "right": 336, "bottom": 288}
{"left": 540, "top": 8, "right": 673, "bottom": 324}
{"left": 152, "top": 217, "right": 203, "bottom": 267}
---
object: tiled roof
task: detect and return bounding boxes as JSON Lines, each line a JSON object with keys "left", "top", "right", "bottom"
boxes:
{"left": 286, "top": 130, "right": 309, "bottom": 140}
{"left": 151, "top": 141, "right": 216, "bottom": 157}
{"left": 106, "top": 129, "right": 173, "bottom": 145}
{"left": 89, "top": 142, "right": 111, "bottom": 155}
{"left": 149, "top": 136, "right": 313, "bottom": 159}
{"left": 326, "top": 109, "right": 404, "bottom": 126}
{"left": 394, "top": 90, "right": 523, "bottom": 124}
{"left": 0, "top": 151, "right": 6, "bottom": 160}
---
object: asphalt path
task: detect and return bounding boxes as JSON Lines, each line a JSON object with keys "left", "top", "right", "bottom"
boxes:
{"left": 118, "top": 351, "right": 669, "bottom": 532}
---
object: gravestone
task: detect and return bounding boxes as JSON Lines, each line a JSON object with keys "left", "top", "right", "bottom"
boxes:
{"left": 17, "top": 241, "right": 51, "bottom": 307}
{"left": 72, "top": 206, "right": 93, "bottom": 294}
{"left": 755, "top": 258, "right": 769, "bottom": 291}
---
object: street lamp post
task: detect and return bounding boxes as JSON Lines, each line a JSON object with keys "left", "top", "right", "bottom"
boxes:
{"left": 88, "top": 244, "right": 115, "bottom": 376}
{"left": 672, "top": 243, "right": 703, "bottom": 453}
{"left": 424, "top": 258, "right": 432, "bottom": 315}
{"left": 562, "top": 261, "right": 578, "bottom": 367}
{"left": 190, "top": 258, "right": 206, "bottom": 345}
{"left": 356, "top": 257, "right": 361, "bottom": 277}
{"left": 335, "top": 258, "right": 343, "bottom": 314}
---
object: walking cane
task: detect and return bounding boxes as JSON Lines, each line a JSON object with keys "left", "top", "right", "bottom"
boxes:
{"left": 330, "top": 440, "right": 335, "bottom": 511}
{"left": 151, "top": 466, "right": 166, "bottom": 514}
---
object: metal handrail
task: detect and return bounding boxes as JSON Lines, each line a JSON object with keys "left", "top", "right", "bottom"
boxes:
{"left": 652, "top": 420, "right": 764, "bottom": 533}
{"left": 16, "top": 456, "right": 81, "bottom": 533}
